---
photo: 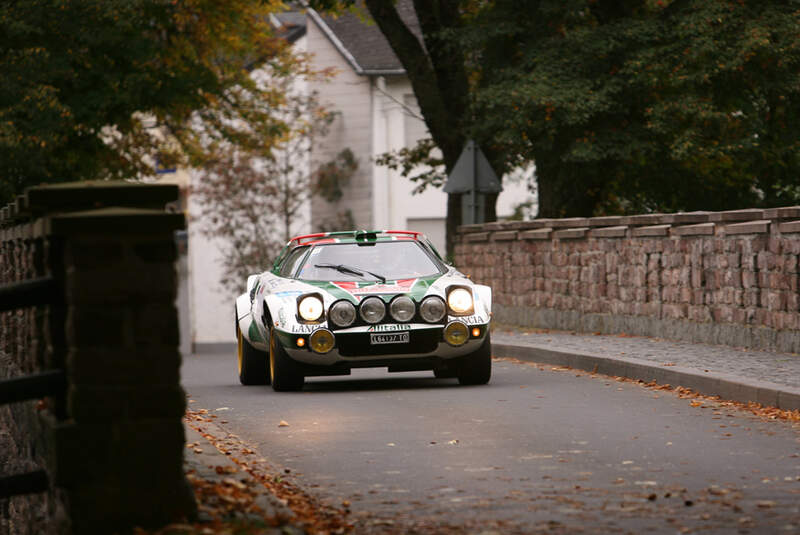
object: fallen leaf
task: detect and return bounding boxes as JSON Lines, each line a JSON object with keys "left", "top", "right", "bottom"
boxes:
{"left": 278, "top": 420, "right": 290, "bottom": 427}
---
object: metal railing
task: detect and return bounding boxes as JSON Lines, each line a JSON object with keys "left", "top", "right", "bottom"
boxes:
{"left": 0, "top": 276, "right": 64, "bottom": 499}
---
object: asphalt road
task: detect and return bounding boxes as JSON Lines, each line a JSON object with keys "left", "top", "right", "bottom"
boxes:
{"left": 182, "top": 351, "right": 800, "bottom": 534}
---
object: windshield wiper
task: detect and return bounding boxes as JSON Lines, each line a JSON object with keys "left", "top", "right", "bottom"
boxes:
{"left": 314, "top": 263, "right": 386, "bottom": 283}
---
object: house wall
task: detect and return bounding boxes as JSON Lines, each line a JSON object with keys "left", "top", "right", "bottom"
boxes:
{"left": 307, "top": 18, "right": 374, "bottom": 230}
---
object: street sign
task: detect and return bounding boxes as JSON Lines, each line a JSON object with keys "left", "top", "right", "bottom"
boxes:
{"left": 443, "top": 140, "right": 502, "bottom": 225}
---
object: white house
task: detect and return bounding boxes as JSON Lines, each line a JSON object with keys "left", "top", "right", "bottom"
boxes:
{"left": 184, "top": 4, "right": 533, "bottom": 350}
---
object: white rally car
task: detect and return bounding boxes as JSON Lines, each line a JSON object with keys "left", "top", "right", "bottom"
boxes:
{"left": 234, "top": 230, "right": 492, "bottom": 391}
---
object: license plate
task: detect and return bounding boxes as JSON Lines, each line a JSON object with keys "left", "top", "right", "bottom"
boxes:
{"left": 370, "top": 332, "right": 410, "bottom": 345}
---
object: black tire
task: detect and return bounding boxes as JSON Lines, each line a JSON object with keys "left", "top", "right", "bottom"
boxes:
{"left": 269, "top": 326, "right": 304, "bottom": 391}
{"left": 457, "top": 333, "right": 492, "bottom": 385}
{"left": 238, "top": 327, "right": 269, "bottom": 385}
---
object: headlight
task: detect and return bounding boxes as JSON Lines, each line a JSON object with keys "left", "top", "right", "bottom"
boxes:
{"left": 389, "top": 296, "right": 415, "bottom": 322}
{"left": 419, "top": 296, "right": 446, "bottom": 323}
{"left": 359, "top": 296, "right": 386, "bottom": 324}
{"left": 298, "top": 295, "right": 324, "bottom": 322}
{"left": 329, "top": 300, "right": 356, "bottom": 328}
{"left": 447, "top": 287, "right": 474, "bottom": 315}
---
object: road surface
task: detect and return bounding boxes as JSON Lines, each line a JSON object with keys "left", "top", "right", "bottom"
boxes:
{"left": 182, "top": 350, "right": 800, "bottom": 534}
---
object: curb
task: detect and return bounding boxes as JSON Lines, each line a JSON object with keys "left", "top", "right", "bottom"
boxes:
{"left": 493, "top": 342, "right": 800, "bottom": 412}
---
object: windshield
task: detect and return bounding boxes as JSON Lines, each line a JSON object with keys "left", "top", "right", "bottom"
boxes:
{"left": 295, "top": 241, "right": 443, "bottom": 282}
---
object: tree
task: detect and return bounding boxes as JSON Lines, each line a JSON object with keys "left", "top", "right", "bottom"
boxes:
{"left": 467, "top": 0, "right": 800, "bottom": 216}
{"left": 0, "top": 0, "right": 292, "bottom": 203}
{"left": 310, "top": 0, "right": 800, "bottom": 228}
{"left": 190, "top": 73, "right": 360, "bottom": 293}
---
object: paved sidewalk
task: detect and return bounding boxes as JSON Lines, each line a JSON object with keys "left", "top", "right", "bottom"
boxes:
{"left": 492, "top": 325, "right": 800, "bottom": 411}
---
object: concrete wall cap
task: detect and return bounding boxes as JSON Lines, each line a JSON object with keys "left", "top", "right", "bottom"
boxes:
{"left": 520, "top": 228, "right": 553, "bottom": 240}
{"left": 549, "top": 217, "right": 591, "bottom": 228}
{"left": 553, "top": 227, "right": 589, "bottom": 239}
{"left": 778, "top": 220, "right": 800, "bottom": 234}
{"left": 589, "top": 225, "right": 628, "bottom": 238}
{"left": 624, "top": 213, "right": 669, "bottom": 226}
{"left": 724, "top": 220, "right": 770, "bottom": 235}
{"left": 586, "top": 216, "right": 625, "bottom": 227}
{"left": 671, "top": 222, "right": 715, "bottom": 236}
{"left": 632, "top": 224, "right": 671, "bottom": 237}
{"left": 669, "top": 212, "right": 711, "bottom": 224}
{"left": 709, "top": 208, "right": 765, "bottom": 222}
{"left": 764, "top": 206, "right": 800, "bottom": 220}
{"left": 491, "top": 230, "right": 518, "bottom": 241}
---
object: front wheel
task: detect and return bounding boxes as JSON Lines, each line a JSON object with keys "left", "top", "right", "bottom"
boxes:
{"left": 269, "top": 327, "right": 304, "bottom": 391}
{"left": 238, "top": 327, "right": 269, "bottom": 385}
{"left": 457, "top": 333, "right": 492, "bottom": 386}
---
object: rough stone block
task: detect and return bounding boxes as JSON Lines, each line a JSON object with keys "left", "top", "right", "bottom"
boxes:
{"left": 67, "top": 347, "right": 181, "bottom": 386}
{"left": 67, "top": 384, "right": 187, "bottom": 421}
{"left": 465, "top": 232, "right": 490, "bottom": 242}
{"left": 66, "top": 306, "right": 128, "bottom": 348}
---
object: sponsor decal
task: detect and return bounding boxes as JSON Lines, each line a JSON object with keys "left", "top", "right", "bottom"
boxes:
{"left": 366, "top": 324, "right": 410, "bottom": 332}
{"left": 278, "top": 309, "right": 288, "bottom": 328}
{"left": 459, "top": 314, "right": 488, "bottom": 325}
{"left": 291, "top": 324, "right": 321, "bottom": 334}
{"left": 275, "top": 290, "right": 303, "bottom": 298}
{"left": 333, "top": 278, "right": 417, "bottom": 297}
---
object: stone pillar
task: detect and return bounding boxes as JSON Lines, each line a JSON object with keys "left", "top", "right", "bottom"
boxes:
{"left": 46, "top": 207, "right": 196, "bottom": 532}
{"left": 1, "top": 182, "right": 196, "bottom": 534}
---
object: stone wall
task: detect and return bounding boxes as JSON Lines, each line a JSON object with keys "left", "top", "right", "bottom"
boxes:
{"left": 0, "top": 182, "right": 195, "bottom": 534}
{"left": 454, "top": 207, "right": 800, "bottom": 353}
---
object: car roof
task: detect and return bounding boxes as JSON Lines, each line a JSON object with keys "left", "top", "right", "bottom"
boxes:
{"left": 288, "top": 230, "right": 424, "bottom": 247}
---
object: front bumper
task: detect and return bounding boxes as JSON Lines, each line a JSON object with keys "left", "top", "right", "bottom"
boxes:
{"left": 277, "top": 322, "right": 489, "bottom": 367}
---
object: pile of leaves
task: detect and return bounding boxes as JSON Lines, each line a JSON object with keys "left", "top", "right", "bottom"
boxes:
{"left": 183, "top": 408, "right": 353, "bottom": 535}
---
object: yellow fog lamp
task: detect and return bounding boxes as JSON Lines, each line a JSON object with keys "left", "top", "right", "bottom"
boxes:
{"left": 444, "top": 321, "right": 469, "bottom": 347}
{"left": 309, "top": 329, "right": 335, "bottom": 354}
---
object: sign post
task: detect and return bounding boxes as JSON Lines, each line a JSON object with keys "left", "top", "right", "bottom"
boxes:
{"left": 443, "top": 140, "right": 502, "bottom": 225}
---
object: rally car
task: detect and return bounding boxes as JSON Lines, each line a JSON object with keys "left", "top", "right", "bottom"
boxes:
{"left": 234, "top": 230, "right": 492, "bottom": 391}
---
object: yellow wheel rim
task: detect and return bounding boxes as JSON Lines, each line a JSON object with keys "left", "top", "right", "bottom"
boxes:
{"left": 237, "top": 329, "right": 243, "bottom": 375}
{"left": 269, "top": 327, "right": 276, "bottom": 382}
